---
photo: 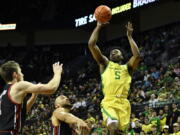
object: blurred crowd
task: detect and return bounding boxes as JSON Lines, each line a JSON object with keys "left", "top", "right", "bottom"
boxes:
{"left": 0, "top": 22, "right": 180, "bottom": 135}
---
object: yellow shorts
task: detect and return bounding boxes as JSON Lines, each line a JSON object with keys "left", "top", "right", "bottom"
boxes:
{"left": 101, "top": 98, "right": 131, "bottom": 131}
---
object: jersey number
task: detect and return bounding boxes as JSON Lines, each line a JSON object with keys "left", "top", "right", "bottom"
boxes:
{"left": 0, "top": 90, "right": 7, "bottom": 115}
{"left": 115, "top": 71, "right": 120, "bottom": 79}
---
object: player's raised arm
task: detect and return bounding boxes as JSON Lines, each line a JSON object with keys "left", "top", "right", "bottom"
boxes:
{"left": 126, "top": 22, "right": 141, "bottom": 71}
{"left": 15, "top": 62, "right": 63, "bottom": 94}
{"left": 88, "top": 22, "right": 109, "bottom": 66}
{"left": 26, "top": 93, "right": 38, "bottom": 113}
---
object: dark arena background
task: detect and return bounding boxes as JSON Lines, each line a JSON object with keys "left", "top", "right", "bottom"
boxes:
{"left": 0, "top": 0, "right": 179, "bottom": 134}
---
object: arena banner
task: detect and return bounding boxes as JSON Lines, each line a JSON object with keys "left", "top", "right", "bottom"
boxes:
{"left": 133, "top": 0, "right": 158, "bottom": 8}
{"left": 0, "top": 23, "right": 16, "bottom": 31}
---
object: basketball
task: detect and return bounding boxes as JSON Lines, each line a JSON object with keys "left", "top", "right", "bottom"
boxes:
{"left": 94, "top": 5, "right": 112, "bottom": 23}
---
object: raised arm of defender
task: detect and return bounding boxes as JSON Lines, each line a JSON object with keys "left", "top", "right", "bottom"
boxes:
{"left": 88, "top": 22, "right": 109, "bottom": 66}
{"left": 13, "top": 62, "right": 63, "bottom": 95}
{"left": 126, "top": 22, "right": 141, "bottom": 71}
{"left": 26, "top": 93, "right": 38, "bottom": 113}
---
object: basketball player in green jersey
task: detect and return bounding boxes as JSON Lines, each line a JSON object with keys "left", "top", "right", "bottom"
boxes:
{"left": 88, "top": 22, "right": 140, "bottom": 135}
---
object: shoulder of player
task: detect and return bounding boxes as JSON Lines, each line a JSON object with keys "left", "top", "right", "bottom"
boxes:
{"left": 12, "top": 81, "right": 31, "bottom": 90}
{"left": 54, "top": 108, "right": 67, "bottom": 115}
{"left": 11, "top": 81, "right": 36, "bottom": 95}
{"left": 51, "top": 112, "right": 60, "bottom": 126}
{"left": 53, "top": 108, "right": 69, "bottom": 122}
{"left": 123, "top": 64, "right": 129, "bottom": 68}
{"left": 118, "top": 63, "right": 133, "bottom": 76}
{"left": 99, "top": 59, "right": 110, "bottom": 74}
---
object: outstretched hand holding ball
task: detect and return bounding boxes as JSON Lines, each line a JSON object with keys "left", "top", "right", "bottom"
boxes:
{"left": 94, "top": 5, "right": 112, "bottom": 23}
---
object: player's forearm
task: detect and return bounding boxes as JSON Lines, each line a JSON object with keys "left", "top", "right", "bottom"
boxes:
{"left": 46, "top": 73, "right": 61, "bottom": 93}
{"left": 88, "top": 25, "right": 102, "bottom": 46}
{"left": 127, "top": 35, "right": 140, "bottom": 57}
{"left": 26, "top": 94, "right": 38, "bottom": 113}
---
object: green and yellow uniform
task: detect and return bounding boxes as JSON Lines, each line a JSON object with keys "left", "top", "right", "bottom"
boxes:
{"left": 101, "top": 61, "right": 132, "bottom": 131}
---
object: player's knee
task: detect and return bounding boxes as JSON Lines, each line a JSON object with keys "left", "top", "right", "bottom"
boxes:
{"left": 107, "top": 118, "right": 119, "bottom": 131}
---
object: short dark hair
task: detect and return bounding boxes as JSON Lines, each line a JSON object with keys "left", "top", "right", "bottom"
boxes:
{"left": 109, "top": 46, "right": 123, "bottom": 53}
{"left": 0, "top": 61, "right": 20, "bottom": 82}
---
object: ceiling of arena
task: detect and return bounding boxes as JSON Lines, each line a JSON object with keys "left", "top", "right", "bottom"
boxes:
{"left": 0, "top": 0, "right": 129, "bottom": 29}
{"left": 0, "top": 0, "right": 173, "bottom": 29}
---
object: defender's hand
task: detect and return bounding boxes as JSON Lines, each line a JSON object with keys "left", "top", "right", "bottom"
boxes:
{"left": 53, "top": 62, "right": 63, "bottom": 75}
